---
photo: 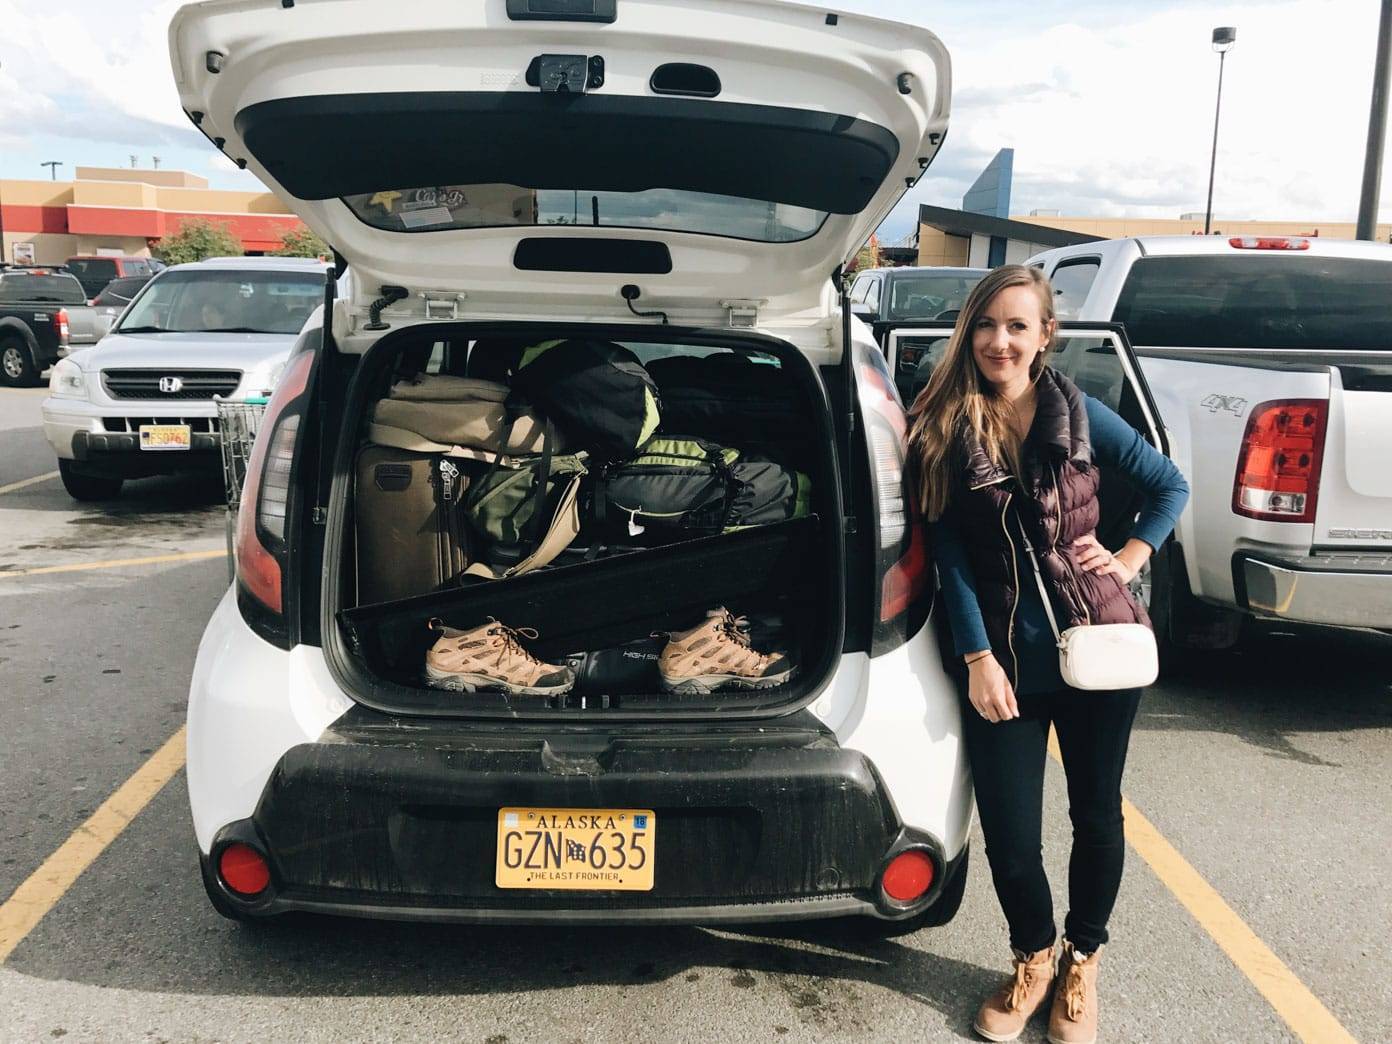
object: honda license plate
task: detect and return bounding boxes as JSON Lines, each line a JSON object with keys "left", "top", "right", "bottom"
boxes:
{"left": 139, "top": 424, "right": 191, "bottom": 451}
{"left": 496, "top": 807, "right": 655, "bottom": 891}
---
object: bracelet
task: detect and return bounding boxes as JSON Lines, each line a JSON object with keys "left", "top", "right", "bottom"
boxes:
{"left": 964, "top": 651, "right": 991, "bottom": 665}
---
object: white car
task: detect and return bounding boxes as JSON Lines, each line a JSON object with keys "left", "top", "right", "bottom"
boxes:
{"left": 41, "top": 256, "right": 329, "bottom": 501}
{"left": 172, "top": 0, "right": 1169, "bottom": 929}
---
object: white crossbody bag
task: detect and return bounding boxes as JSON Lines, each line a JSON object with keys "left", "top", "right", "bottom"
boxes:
{"left": 1019, "top": 527, "right": 1159, "bottom": 691}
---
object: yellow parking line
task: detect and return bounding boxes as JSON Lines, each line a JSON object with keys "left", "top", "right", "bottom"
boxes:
{"left": 1047, "top": 731, "right": 1355, "bottom": 1043}
{"left": 0, "top": 549, "right": 224, "bottom": 580}
{"left": 0, "top": 471, "right": 59, "bottom": 496}
{"left": 0, "top": 727, "right": 187, "bottom": 963}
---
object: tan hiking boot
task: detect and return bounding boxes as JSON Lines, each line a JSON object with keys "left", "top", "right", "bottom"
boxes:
{"left": 658, "top": 608, "right": 794, "bottom": 694}
{"left": 424, "top": 618, "right": 574, "bottom": 697}
{"left": 973, "top": 945, "right": 1056, "bottom": 1042}
{"left": 1047, "top": 940, "right": 1102, "bottom": 1044}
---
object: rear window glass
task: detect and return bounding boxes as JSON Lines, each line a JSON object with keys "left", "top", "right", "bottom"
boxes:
{"left": 66, "top": 259, "right": 118, "bottom": 280}
{"left": 1113, "top": 255, "right": 1392, "bottom": 349}
{"left": 343, "top": 185, "right": 827, "bottom": 244}
{"left": 117, "top": 269, "right": 326, "bottom": 335}
{"left": 886, "top": 272, "right": 987, "bottom": 320}
{"left": 0, "top": 273, "right": 86, "bottom": 304}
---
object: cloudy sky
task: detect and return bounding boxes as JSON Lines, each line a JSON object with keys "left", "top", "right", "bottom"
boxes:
{"left": 0, "top": 0, "right": 1385, "bottom": 243}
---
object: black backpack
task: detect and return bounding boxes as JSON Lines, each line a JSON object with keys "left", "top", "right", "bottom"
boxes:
{"left": 511, "top": 339, "right": 661, "bottom": 463}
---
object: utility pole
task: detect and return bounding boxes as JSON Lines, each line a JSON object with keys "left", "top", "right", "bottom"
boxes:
{"left": 152, "top": 156, "right": 161, "bottom": 170}
{"left": 1357, "top": 0, "right": 1392, "bottom": 240}
{"left": 130, "top": 155, "right": 138, "bottom": 168}
{"left": 41, "top": 161, "right": 62, "bottom": 181}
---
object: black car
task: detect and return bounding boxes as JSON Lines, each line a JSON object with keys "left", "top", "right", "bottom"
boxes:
{"left": 848, "top": 265, "right": 989, "bottom": 399}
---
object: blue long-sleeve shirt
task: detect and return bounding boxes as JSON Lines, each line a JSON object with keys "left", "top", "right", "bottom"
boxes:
{"left": 930, "top": 395, "right": 1189, "bottom": 694}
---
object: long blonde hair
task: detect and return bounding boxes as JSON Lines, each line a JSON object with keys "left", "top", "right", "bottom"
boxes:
{"left": 906, "top": 265, "right": 1057, "bottom": 520}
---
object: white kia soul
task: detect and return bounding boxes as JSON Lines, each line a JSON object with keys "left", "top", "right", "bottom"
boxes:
{"left": 173, "top": 0, "right": 1170, "bottom": 930}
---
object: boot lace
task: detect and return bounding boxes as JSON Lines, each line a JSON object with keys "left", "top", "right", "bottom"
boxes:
{"left": 712, "top": 610, "right": 772, "bottom": 670}
{"left": 479, "top": 618, "right": 542, "bottom": 667}
{"left": 1060, "top": 956, "right": 1089, "bottom": 1021}
{"left": 1005, "top": 960, "right": 1036, "bottom": 1011}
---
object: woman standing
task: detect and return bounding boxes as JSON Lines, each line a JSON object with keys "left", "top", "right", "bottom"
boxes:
{"left": 906, "top": 265, "right": 1188, "bottom": 1044}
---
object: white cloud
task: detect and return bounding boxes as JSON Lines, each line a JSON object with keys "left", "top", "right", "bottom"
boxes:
{"left": 3, "top": 0, "right": 1389, "bottom": 231}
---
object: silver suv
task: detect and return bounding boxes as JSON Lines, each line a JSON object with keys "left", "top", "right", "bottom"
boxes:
{"left": 41, "top": 256, "right": 329, "bottom": 500}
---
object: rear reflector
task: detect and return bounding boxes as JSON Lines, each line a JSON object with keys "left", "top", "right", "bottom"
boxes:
{"left": 218, "top": 843, "right": 270, "bottom": 897}
{"left": 1233, "top": 399, "right": 1327, "bottom": 524}
{"left": 1228, "top": 236, "right": 1310, "bottom": 250}
{"left": 881, "top": 849, "right": 935, "bottom": 903}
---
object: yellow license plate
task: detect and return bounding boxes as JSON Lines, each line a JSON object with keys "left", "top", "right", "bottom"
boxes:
{"left": 496, "top": 807, "right": 655, "bottom": 891}
{"left": 138, "top": 424, "right": 191, "bottom": 451}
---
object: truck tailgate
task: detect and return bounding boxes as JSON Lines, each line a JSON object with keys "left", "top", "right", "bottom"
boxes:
{"left": 1316, "top": 357, "right": 1392, "bottom": 550}
{"left": 64, "top": 304, "right": 103, "bottom": 347}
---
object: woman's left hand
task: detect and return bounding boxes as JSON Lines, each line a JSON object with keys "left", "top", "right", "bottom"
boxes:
{"left": 1073, "top": 534, "right": 1138, "bottom": 584}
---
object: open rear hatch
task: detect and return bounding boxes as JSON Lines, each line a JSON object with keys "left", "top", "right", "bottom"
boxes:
{"left": 169, "top": 0, "right": 949, "bottom": 325}
{"left": 323, "top": 324, "right": 845, "bottom": 718}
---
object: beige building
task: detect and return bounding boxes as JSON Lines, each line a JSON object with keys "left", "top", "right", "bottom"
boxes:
{"left": 0, "top": 166, "right": 304, "bottom": 265}
{"left": 917, "top": 207, "right": 1392, "bottom": 268}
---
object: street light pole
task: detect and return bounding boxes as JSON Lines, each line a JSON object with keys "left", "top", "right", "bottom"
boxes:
{"left": 41, "top": 161, "right": 62, "bottom": 181}
{"left": 1357, "top": 0, "right": 1392, "bottom": 241}
{"left": 1204, "top": 27, "right": 1237, "bottom": 236}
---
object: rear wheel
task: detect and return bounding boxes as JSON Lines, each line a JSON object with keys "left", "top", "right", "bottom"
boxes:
{"left": 0, "top": 336, "right": 41, "bottom": 388}
{"left": 1149, "top": 543, "right": 1243, "bottom": 653}
{"left": 58, "top": 459, "right": 124, "bottom": 501}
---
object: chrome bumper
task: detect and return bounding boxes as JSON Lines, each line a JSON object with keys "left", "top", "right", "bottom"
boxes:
{"left": 1237, "top": 552, "right": 1392, "bottom": 629}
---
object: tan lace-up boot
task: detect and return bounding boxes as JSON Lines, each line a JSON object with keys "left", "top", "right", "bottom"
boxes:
{"left": 1047, "top": 940, "right": 1102, "bottom": 1044}
{"left": 658, "top": 608, "right": 794, "bottom": 694}
{"left": 973, "top": 945, "right": 1056, "bottom": 1042}
{"left": 424, "top": 618, "right": 575, "bottom": 697}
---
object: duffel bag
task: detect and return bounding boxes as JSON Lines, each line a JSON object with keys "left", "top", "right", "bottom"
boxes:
{"left": 460, "top": 450, "right": 588, "bottom": 580}
{"left": 369, "top": 374, "right": 557, "bottom": 461}
{"left": 646, "top": 353, "right": 804, "bottom": 456}
{"left": 591, "top": 437, "right": 811, "bottom": 544}
{"left": 511, "top": 339, "right": 661, "bottom": 462}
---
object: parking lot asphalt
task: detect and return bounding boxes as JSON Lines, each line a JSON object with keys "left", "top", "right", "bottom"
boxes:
{"left": 1, "top": 385, "right": 1388, "bottom": 1043}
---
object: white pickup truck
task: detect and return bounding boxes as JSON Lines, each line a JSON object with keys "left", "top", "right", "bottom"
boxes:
{"left": 1021, "top": 235, "right": 1392, "bottom": 647}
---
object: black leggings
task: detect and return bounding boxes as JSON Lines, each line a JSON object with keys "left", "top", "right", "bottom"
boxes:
{"left": 961, "top": 685, "right": 1141, "bottom": 954}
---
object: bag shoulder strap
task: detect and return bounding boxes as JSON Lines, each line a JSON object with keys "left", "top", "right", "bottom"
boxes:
{"left": 1014, "top": 512, "right": 1064, "bottom": 643}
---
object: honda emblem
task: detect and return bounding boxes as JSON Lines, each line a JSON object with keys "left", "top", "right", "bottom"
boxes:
{"left": 158, "top": 376, "right": 184, "bottom": 394}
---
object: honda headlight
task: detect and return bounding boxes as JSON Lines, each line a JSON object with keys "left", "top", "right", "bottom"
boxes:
{"left": 49, "top": 358, "right": 87, "bottom": 399}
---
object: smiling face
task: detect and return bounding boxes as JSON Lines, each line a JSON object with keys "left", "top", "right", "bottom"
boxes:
{"left": 970, "top": 284, "right": 1053, "bottom": 398}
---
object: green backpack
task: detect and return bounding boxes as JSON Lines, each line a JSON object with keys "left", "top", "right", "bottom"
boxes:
{"left": 461, "top": 451, "right": 588, "bottom": 580}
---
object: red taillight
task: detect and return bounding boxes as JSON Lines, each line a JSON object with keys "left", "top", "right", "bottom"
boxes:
{"left": 858, "top": 359, "right": 931, "bottom": 642}
{"left": 54, "top": 309, "right": 70, "bottom": 344}
{"left": 881, "top": 850, "right": 935, "bottom": 903}
{"left": 218, "top": 843, "right": 271, "bottom": 897}
{"left": 235, "top": 351, "right": 315, "bottom": 614}
{"left": 1233, "top": 399, "right": 1327, "bottom": 524}
{"left": 1228, "top": 236, "right": 1310, "bottom": 251}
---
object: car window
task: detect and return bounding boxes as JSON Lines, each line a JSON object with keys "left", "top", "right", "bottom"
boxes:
{"left": 0, "top": 273, "right": 87, "bottom": 305}
{"left": 849, "top": 276, "right": 872, "bottom": 304}
{"left": 1113, "top": 255, "right": 1392, "bottom": 349}
{"left": 1049, "top": 335, "right": 1137, "bottom": 426}
{"left": 123, "top": 259, "right": 152, "bottom": 276}
{"left": 1048, "top": 258, "right": 1100, "bottom": 319}
{"left": 117, "top": 269, "right": 326, "bottom": 335}
{"left": 66, "top": 259, "right": 117, "bottom": 281}
{"left": 864, "top": 278, "right": 882, "bottom": 312}
{"left": 886, "top": 272, "right": 987, "bottom": 320}
{"left": 95, "top": 277, "right": 149, "bottom": 306}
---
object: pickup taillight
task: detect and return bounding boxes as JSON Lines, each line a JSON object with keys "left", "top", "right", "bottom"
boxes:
{"left": 53, "top": 309, "right": 70, "bottom": 344}
{"left": 1232, "top": 399, "right": 1327, "bottom": 524}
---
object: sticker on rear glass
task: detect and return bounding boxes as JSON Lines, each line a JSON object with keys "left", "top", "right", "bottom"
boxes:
{"left": 399, "top": 207, "right": 454, "bottom": 229}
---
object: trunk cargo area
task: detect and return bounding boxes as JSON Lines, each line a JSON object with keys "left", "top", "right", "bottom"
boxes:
{"left": 326, "top": 326, "right": 844, "bottom": 718}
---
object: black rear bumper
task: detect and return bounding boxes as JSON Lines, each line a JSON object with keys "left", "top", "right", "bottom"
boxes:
{"left": 204, "top": 711, "right": 960, "bottom": 925}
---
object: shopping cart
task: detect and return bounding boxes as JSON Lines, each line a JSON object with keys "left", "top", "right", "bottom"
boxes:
{"left": 214, "top": 396, "right": 269, "bottom": 582}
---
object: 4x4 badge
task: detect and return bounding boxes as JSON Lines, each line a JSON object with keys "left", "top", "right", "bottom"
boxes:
{"left": 1201, "top": 393, "right": 1247, "bottom": 416}
{"left": 159, "top": 376, "right": 184, "bottom": 393}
